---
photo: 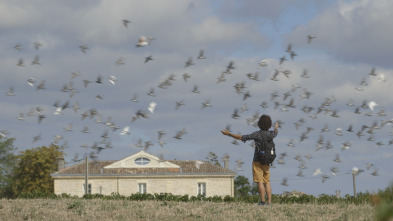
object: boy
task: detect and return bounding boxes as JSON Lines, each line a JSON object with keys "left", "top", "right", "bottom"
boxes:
{"left": 221, "top": 114, "right": 278, "bottom": 206}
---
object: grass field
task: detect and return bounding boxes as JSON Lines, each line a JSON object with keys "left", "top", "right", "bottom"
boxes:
{"left": 0, "top": 199, "right": 376, "bottom": 221}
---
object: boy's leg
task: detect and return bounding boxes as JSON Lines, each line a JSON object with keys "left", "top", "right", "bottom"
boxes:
{"left": 261, "top": 164, "right": 271, "bottom": 204}
{"left": 258, "top": 182, "right": 266, "bottom": 202}
{"left": 265, "top": 182, "right": 272, "bottom": 204}
{"left": 253, "top": 162, "right": 266, "bottom": 203}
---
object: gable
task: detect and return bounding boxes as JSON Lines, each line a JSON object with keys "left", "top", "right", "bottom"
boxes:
{"left": 104, "top": 150, "right": 180, "bottom": 169}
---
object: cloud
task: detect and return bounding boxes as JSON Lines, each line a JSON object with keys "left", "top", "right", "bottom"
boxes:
{"left": 215, "top": 0, "right": 327, "bottom": 21}
{"left": 191, "top": 16, "right": 271, "bottom": 53}
{"left": 285, "top": 0, "right": 393, "bottom": 68}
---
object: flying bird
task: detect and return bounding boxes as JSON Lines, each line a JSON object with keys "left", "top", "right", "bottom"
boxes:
{"left": 136, "top": 36, "right": 153, "bottom": 47}
{"left": 6, "top": 87, "right": 15, "bottom": 96}
{"left": 369, "top": 67, "right": 376, "bottom": 76}
{"left": 281, "top": 177, "right": 288, "bottom": 186}
{"left": 197, "top": 50, "right": 206, "bottom": 59}
{"left": 175, "top": 100, "right": 185, "bottom": 110}
{"left": 120, "top": 126, "right": 130, "bottom": 135}
{"left": 226, "top": 61, "right": 235, "bottom": 71}
{"left": 232, "top": 109, "right": 240, "bottom": 119}
{"left": 116, "top": 57, "right": 125, "bottom": 66}
{"left": 147, "top": 88, "right": 155, "bottom": 97}
{"left": 79, "top": 45, "right": 88, "bottom": 53}
{"left": 174, "top": 128, "right": 187, "bottom": 139}
{"left": 148, "top": 102, "right": 157, "bottom": 113}
{"left": 182, "top": 73, "right": 191, "bottom": 82}
{"left": 258, "top": 59, "right": 268, "bottom": 67}
{"left": 17, "top": 58, "right": 24, "bottom": 67}
{"left": 36, "top": 80, "right": 46, "bottom": 90}
{"left": 201, "top": 99, "right": 212, "bottom": 109}
{"left": 131, "top": 94, "right": 139, "bottom": 103}
{"left": 83, "top": 80, "right": 91, "bottom": 88}
{"left": 191, "top": 85, "right": 200, "bottom": 93}
{"left": 158, "top": 130, "right": 166, "bottom": 140}
{"left": 195, "top": 160, "right": 204, "bottom": 169}
{"left": 368, "top": 101, "right": 377, "bottom": 111}
{"left": 34, "top": 42, "right": 42, "bottom": 50}
{"left": 64, "top": 123, "right": 72, "bottom": 132}
{"left": 27, "top": 78, "right": 35, "bottom": 87}
{"left": 96, "top": 94, "right": 103, "bottom": 101}
{"left": 14, "top": 43, "right": 23, "bottom": 51}
{"left": 185, "top": 57, "right": 194, "bottom": 67}
{"left": 313, "top": 168, "right": 322, "bottom": 176}
{"left": 108, "top": 76, "right": 117, "bottom": 85}
{"left": 122, "top": 19, "right": 131, "bottom": 27}
{"left": 32, "top": 134, "right": 41, "bottom": 143}
{"left": 144, "top": 55, "right": 154, "bottom": 63}
{"left": 235, "top": 159, "right": 244, "bottom": 171}
{"left": 307, "top": 35, "right": 316, "bottom": 44}
{"left": 333, "top": 154, "right": 341, "bottom": 163}
{"left": 279, "top": 55, "right": 286, "bottom": 65}
{"left": 31, "top": 55, "right": 40, "bottom": 65}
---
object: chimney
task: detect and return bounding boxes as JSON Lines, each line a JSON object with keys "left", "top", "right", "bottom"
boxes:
{"left": 336, "top": 190, "right": 341, "bottom": 198}
{"left": 57, "top": 156, "right": 65, "bottom": 171}
{"left": 223, "top": 154, "right": 229, "bottom": 169}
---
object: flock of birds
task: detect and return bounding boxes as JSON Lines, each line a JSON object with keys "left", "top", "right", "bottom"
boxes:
{"left": 2, "top": 18, "right": 391, "bottom": 188}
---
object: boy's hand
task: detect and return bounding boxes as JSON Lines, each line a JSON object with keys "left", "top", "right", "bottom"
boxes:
{"left": 275, "top": 122, "right": 279, "bottom": 129}
{"left": 221, "top": 129, "right": 230, "bottom": 136}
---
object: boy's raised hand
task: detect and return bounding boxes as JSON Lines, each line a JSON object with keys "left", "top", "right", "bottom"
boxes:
{"left": 221, "top": 129, "right": 230, "bottom": 136}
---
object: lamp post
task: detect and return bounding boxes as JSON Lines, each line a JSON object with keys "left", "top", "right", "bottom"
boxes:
{"left": 85, "top": 155, "right": 88, "bottom": 195}
{"left": 352, "top": 172, "right": 356, "bottom": 197}
{"left": 352, "top": 166, "right": 364, "bottom": 197}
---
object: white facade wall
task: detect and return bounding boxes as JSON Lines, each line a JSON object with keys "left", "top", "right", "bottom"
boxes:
{"left": 54, "top": 175, "right": 234, "bottom": 197}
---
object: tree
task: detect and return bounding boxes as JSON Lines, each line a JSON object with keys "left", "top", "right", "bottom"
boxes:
{"left": 12, "top": 145, "right": 63, "bottom": 197}
{"left": 205, "top": 152, "right": 221, "bottom": 166}
{"left": 234, "top": 175, "right": 252, "bottom": 198}
{"left": 0, "top": 137, "right": 18, "bottom": 198}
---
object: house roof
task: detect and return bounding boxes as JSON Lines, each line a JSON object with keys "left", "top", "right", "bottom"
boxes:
{"left": 53, "top": 151, "right": 236, "bottom": 176}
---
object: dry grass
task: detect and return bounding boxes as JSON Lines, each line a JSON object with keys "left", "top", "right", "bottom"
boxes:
{"left": 0, "top": 199, "right": 375, "bottom": 221}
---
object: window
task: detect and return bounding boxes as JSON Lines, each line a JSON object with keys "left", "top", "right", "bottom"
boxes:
{"left": 134, "top": 157, "right": 150, "bottom": 165}
{"left": 138, "top": 183, "right": 147, "bottom": 194}
{"left": 198, "top": 183, "right": 206, "bottom": 196}
{"left": 83, "top": 183, "right": 92, "bottom": 194}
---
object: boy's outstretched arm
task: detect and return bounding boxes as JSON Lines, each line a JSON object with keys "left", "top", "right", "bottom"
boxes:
{"left": 221, "top": 129, "right": 242, "bottom": 140}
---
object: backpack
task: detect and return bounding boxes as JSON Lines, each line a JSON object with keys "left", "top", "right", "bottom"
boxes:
{"left": 255, "top": 138, "right": 276, "bottom": 165}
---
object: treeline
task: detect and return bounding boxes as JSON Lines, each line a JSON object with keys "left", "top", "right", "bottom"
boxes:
{"left": 15, "top": 184, "right": 393, "bottom": 205}
{"left": 0, "top": 137, "right": 63, "bottom": 198}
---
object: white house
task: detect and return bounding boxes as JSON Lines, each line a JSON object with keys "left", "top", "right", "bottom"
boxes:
{"left": 51, "top": 151, "right": 236, "bottom": 197}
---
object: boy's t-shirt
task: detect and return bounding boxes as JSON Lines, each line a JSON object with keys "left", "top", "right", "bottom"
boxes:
{"left": 241, "top": 130, "right": 278, "bottom": 162}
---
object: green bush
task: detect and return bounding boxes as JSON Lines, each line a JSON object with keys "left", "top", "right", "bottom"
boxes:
{"left": 110, "top": 192, "right": 126, "bottom": 200}
{"left": 18, "top": 190, "right": 57, "bottom": 199}
{"left": 179, "top": 194, "right": 189, "bottom": 202}
{"left": 13, "top": 184, "right": 393, "bottom": 206}
{"left": 223, "top": 195, "right": 234, "bottom": 202}
{"left": 378, "top": 184, "right": 393, "bottom": 204}
{"left": 210, "top": 195, "right": 223, "bottom": 203}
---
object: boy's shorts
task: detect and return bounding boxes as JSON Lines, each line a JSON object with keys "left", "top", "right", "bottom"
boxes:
{"left": 252, "top": 161, "right": 270, "bottom": 183}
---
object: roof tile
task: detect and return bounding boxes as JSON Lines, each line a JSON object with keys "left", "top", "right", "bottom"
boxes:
{"left": 56, "top": 160, "right": 235, "bottom": 175}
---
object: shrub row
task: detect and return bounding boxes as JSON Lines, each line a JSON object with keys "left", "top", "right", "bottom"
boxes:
{"left": 13, "top": 190, "right": 376, "bottom": 205}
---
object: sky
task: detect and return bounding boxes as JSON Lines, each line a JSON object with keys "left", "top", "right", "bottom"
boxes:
{"left": 1, "top": 0, "right": 393, "bottom": 196}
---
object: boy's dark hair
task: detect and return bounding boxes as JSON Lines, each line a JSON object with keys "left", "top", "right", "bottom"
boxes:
{"left": 258, "top": 115, "right": 272, "bottom": 131}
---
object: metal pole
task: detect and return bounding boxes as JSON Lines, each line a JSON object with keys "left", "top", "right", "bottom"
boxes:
{"left": 352, "top": 172, "right": 356, "bottom": 197}
{"left": 85, "top": 155, "right": 88, "bottom": 195}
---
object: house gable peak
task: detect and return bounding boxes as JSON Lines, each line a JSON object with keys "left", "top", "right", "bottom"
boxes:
{"left": 104, "top": 150, "right": 180, "bottom": 169}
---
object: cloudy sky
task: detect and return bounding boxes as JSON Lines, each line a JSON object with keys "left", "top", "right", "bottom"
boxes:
{"left": 1, "top": 0, "right": 393, "bottom": 196}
